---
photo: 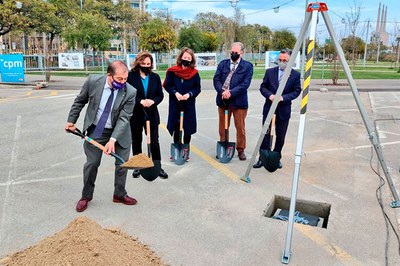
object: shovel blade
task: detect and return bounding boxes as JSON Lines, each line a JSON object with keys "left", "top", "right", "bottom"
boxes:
{"left": 216, "top": 141, "right": 236, "bottom": 163}
{"left": 260, "top": 149, "right": 281, "bottom": 172}
{"left": 170, "top": 143, "right": 190, "bottom": 165}
{"left": 140, "top": 160, "right": 161, "bottom": 181}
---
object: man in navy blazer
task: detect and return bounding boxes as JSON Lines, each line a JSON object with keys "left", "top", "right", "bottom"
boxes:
{"left": 213, "top": 42, "right": 253, "bottom": 160}
{"left": 253, "top": 51, "right": 301, "bottom": 169}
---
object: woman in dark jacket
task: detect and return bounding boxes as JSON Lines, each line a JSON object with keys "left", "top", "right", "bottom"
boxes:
{"left": 127, "top": 51, "right": 168, "bottom": 179}
{"left": 163, "top": 47, "right": 201, "bottom": 161}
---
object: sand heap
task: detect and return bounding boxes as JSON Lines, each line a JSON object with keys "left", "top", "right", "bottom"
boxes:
{"left": 0, "top": 216, "right": 165, "bottom": 266}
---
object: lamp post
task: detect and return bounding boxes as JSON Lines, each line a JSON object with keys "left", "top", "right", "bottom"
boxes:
{"left": 396, "top": 36, "right": 400, "bottom": 71}
{"left": 363, "top": 20, "right": 370, "bottom": 67}
{"left": 80, "top": 0, "right": 82, "bottom": 10}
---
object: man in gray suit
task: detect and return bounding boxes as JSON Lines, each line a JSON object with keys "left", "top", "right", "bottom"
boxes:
{"left": 65, "top": 60, "right": 137, "bottom": 212}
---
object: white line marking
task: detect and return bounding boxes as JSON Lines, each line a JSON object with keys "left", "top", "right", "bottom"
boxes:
{"left": 311, "top": 184, "right": 349, "bottom": 201}
{"left": 16, "top": 155, "right": 84, "bottom": 181}
{"left": 0, "top": 115, "right": 21, "bottom": 245}
{"left": 0, "top": 175, "right": 81, "bottom": 187}
{"left": 43, "top": 93, "right": 77, "bottom": 99}
{"left": 306, "top": 141, "right": 400, "bottom": 154}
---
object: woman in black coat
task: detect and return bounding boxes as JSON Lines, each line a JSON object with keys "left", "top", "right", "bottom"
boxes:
{"left": 163, "top": 47, "right": 201, "bottom": 161}
{"left": 127, "top": 52, "right": 168, "bottom": 179}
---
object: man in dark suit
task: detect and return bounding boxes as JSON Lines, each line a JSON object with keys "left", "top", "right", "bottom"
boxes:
{"left": 253, "top": 51, "right": 301, "bottom": 169}
{"left": 65, "top": 60, "right": 137, "bottom": 212}
{"left": 213, "top": 42, "right": 253, "bottom": 160}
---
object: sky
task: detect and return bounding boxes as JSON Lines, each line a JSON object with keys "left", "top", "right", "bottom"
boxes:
{"left": 146, "top": 0, "right": 400, "bottom": 45}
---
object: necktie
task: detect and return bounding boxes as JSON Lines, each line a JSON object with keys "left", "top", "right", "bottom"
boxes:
{"left": 279, "top": 71, "right": 284, "bottom": 84}
{"left": 222, "top": 62, "right": 237, "bottom": 90}
{"left": 93, "top": 88, "right": 115, "bottom": 138}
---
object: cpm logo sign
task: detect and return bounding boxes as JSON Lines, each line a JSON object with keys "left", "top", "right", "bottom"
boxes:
{"left": 0, "top": 54, "right": 25, "bottom": 83}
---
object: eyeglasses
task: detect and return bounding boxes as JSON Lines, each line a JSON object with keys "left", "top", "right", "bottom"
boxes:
{"left": 278, "top": 59, "right": 288, "bottom": 62}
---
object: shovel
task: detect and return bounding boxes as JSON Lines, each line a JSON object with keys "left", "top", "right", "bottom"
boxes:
{"left": 216, "top": 100, "right": 236, "bottom": 163}
{"left": 170, "top": 103, "right": 189, "bottom": 165}
{"left": 139, "top": 110, "right": 161, "bottom": 181}
{"left": 259, "top": 114, "right": 281, "bottom": 172}
{"left": 66, "top": 128, "right": 152, "bottom": 170}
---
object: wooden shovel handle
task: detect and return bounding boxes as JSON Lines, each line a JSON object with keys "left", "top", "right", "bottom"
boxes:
{"left": 146, "top": 120, "right": 151, "bottom": 145}
{"left": 271, "top": 114, "right": 276, "bottom": 137}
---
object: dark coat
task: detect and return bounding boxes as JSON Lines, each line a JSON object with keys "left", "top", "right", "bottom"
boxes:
{"left": 260, "top": 66, "right": 301, "bottom": 121}
{"left": 127, "top": 71, "right": 164, "bottom": 128}
{"left": 213, "top": 58, "right": 253, "bottom": 109}
{"left": 163, "top": 70, "right": 201, "bottom": 136}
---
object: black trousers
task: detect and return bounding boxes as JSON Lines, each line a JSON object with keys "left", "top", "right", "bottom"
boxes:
{"left": 172, "top": 124, "right": 191, "bottom": 144}
{"left": 260, "top": 116, "right": 290, "bottom": 153}
{"left": 131, "top": 122, "right": 161, "bottom": 160}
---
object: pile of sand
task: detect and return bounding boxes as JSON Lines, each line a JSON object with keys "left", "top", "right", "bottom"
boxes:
{"left": 122, "top": 153, "right": 154, "bottom": 169}
{"left": 0, "top": 216, "right": 165, "bottom": 266}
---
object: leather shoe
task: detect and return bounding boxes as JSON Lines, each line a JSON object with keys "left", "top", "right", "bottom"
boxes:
{"left": 238, "top": 151, "right": 246, "bottom": 161}
{"left": 278, "top": 161, "right": 283, "bottom": 169}
{"left": 113, "top": 195, "right": 137, "bottom": 205}
{"left": 76, "top": 198, "right": 92, "bottom": 212}
{"left": 253, "top": 160, "right": 263, "bottom": 168}
{"left": 159, "top": 168, "right": 168, "bottom": 179}
{"left": 132, "top": 170, "right": 140, "bottom": 178}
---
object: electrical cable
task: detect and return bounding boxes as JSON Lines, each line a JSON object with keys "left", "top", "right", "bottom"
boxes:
{"left": 370, "top": 117, "right": 400, "bottom": 265}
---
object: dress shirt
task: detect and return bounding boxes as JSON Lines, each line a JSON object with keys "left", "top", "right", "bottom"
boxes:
{"left": 94, "top": 82, "right": 117, "bottom": 129}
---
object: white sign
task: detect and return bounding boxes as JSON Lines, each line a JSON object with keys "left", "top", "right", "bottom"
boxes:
{"left": 195, "top": 53, "right": 217, "bottom": 70}
{"left": 126, "top": 53, "right": 157, "bottom": 70}
{"left": 265, "top": 51, "right": 300, "bottom": 70}
{"left": 58, "top": 53, "right": 84, "bottom": 69}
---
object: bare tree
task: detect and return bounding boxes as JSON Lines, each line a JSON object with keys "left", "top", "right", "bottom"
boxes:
{"left": 344, "top": 0, "right": 362, "bottom": 68}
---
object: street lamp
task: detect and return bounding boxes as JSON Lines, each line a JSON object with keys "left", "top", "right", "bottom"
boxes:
{"left": 229, "top": 0, "right": 238, "bottom": 8}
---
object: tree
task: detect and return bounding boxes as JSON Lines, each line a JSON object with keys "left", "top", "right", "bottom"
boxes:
{"left": 237, "top": 24, "right": 272, "bottom": 54}
{"left": 62, "top": 13, "right": 113, "bottom": 52}
{"left": 138, "top": 18, "right": 177, "bottom": 52}
{"left": 178, "top": 26, "right": 204, "bottom": 52}
{"left": 202, "top": 32, "right": 219, "bottom": 52}
{"left": 344, "top": 0, "right": 362, "bottom": 67}
{"left": 271, "top": 29, "right": 296, "bottom": 51}
{"left": 341, "top": 36, "right": 365, "bottom": 59}
{"left": 193, "top": 12, "right": 230, "bottom": 52}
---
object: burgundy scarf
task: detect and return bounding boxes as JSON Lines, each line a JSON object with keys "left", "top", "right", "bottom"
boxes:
{"left": 163, "top": 65, "right": 198, "bottom": 87}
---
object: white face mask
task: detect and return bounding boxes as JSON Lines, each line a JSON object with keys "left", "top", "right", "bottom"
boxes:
{"left": 278, "top": 61, "right": 287, "bottom": 70}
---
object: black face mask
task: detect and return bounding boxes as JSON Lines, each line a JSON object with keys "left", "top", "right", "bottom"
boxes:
{"left": 181, "top": 59, "right": 191, "bottom": 67}
{"left": 230, "top": 52, "right": 240, "bottom": 62}
{"left": 139, "top": 66, "right": 151, "bottom": 75}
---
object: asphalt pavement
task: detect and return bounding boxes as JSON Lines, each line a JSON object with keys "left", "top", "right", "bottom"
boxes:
{"left": 0, "top": 75, "right": 400, "bottom": 265}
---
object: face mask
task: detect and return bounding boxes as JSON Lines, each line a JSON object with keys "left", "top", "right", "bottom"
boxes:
{"left": 139, "top": 66, "right": 151, "bottom": 75}
{"left": 181, "top": 59, "right": 191, "bottom": 67}
{"left": 278, "top": 61, "right": 287, "bottom": 70}
{"left": 230, "top": 52, "right": 240, "bottom": 62}
{"left": 111, "top": 78, "right": 126, "bottom": 90}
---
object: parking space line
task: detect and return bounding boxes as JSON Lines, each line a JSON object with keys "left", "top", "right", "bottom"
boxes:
{"left": 296, "top": 225, "right": 363, "bottom": 265}
{"left": 0, "top": 115, "right": 21, "bottom": 245}
{"left": 0, "top": 175, "right": 81, "bottom": 187}
{"left": 159, "top": 123, "right": 240, "bottom": 182}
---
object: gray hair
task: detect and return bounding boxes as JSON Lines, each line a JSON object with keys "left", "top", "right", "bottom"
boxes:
{"left": 231, "top": 42, "right": 244, "bottom": 52}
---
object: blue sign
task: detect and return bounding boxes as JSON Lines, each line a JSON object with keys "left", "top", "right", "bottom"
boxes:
{"left": 0, "top": 54, "right": 25, "bottom": 82}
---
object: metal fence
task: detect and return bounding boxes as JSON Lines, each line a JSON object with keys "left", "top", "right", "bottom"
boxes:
{"left": 22, "top": 52, "right": 268, "bottom": 71}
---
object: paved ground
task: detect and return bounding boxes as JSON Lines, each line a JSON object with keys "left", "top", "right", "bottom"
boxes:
{"left": 0, "top": 75, "right": 400, "bottom": 265}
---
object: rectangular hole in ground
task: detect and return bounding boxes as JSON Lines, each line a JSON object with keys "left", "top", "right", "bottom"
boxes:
{"left": 263, "top": 195, "right": 331, "bottom": 229}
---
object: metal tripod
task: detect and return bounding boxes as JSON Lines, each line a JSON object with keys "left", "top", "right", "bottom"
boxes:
{"left": 240, "top": 2, "right": 400, "bottom": 264}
